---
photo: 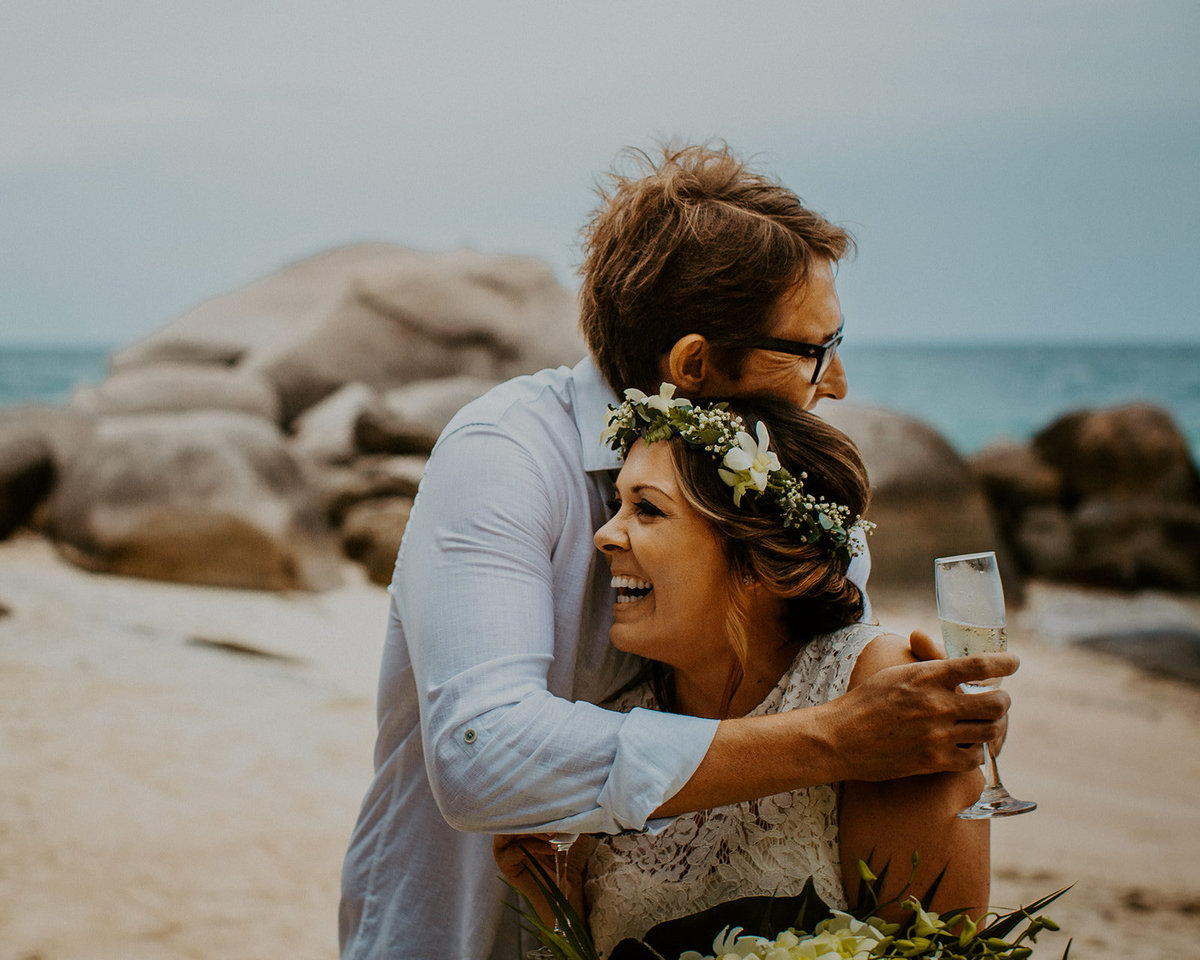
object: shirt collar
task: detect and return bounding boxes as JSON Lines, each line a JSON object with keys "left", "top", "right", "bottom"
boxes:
{"left": 571, "top": 355, "right": 623, "bottom": 473}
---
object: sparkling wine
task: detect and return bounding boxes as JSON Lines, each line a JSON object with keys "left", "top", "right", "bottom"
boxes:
{"left": 939, "top": 619, "right": 1006, "bottom": 692}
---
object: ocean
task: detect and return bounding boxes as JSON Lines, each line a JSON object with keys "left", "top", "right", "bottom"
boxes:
{"left": 1, "top": 343, "right": 1198, "bottom": 462}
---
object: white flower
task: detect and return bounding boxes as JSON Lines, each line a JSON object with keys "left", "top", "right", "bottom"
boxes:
{"left": 710, "top": 925, "right": 769, "bottom": 959}
{"left": 718, "top": 420, "right": 780, "bottom": 505}
{"left": 624, "top": 382, "right": 684, "bottom": 414}
{"left": 599, "top": 417, "right": 620, "bottom": 447}
{"left": 901, "top": 897, "right": 946, "bottom": 938}
{"left": 722, "top": 421, "right": 780, "bottom": 493}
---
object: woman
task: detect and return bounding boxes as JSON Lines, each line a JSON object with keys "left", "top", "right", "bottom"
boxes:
{"left": 499, "top": 388, "right": 988, "bottom": 956}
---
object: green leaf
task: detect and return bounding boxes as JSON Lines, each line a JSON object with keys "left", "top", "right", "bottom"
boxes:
{"left": 503, "top": 851, "right": 601, "bottom": 960}
{"left": 628, "top": 885, "right": 834, "bottom": 959}
{"left": 978, "top": 885, "right": 1073, "bottom": 941}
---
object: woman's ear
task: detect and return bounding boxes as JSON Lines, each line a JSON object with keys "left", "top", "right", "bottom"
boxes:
{"left": 662, "top": 334, "right": 720, "bottom": 395}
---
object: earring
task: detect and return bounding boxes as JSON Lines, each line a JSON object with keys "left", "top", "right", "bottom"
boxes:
{"left": 741, "top": 572, "right": 756, "bottom": 586}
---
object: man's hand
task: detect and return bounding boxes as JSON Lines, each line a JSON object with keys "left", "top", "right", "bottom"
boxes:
{"left": 493, "top": 833, "right": 594, "bottom": 927}
{"left": 825, "top": 635, "right": 1017, "bottom": 782}
{"left": 909, "top": 627, "right": 1009, "bottom": 756}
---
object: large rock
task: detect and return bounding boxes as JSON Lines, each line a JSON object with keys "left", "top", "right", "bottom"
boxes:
{"left": 356, "top": 375, "right": 500, "bottom": 455}
{"left": 290, "top": 383, "right": 378, "bottom": 464}
{"left": 1033, "top": 404, "right": 1200, "bottom": 504}
{"left": 968, "top": 404, "right": 1200, "bottom": 591}
{"left": 313, "top": 455, "right": 426, "bottom": 524}
{"left": 1072, "top": 498, "right": 1200, "bottom": 591}
{"left": 0, "top": 406, "right": 95, "bottom": 471}
{"left": 0, "top": 428, "right": 55, "bottom": 538}
{"left": 815, "top": 403, "right": 1012, "bottom": 593}
{"left": 112, "top": 245, "right": 585, "bottom": 424}
{"left": 48, "top": 411, "right": 340, "bottom": 590}
{"left": 340, "top": 496, "right": 412, "bottom": 586}
{"left": 70, "top": 364, "right": 281, "bottom": 422}
{"left": 0, "top": 407, "right": 96, "bottom": 533}
{"left": 111, "top": 244, "right": 410, "bottom": 373}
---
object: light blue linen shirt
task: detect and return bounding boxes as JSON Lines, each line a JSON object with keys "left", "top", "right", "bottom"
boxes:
{"left": 339, "top": 357, "right": 872, "bottom": 960}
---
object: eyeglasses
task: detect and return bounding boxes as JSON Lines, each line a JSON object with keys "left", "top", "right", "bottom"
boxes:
{"left": 753, "top": 320, "right": 844, "bottom": 385}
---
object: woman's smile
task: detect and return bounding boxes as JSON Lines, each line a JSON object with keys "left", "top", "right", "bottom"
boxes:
{"left": 611, "top": 574, "right": 653, "bottom": 604}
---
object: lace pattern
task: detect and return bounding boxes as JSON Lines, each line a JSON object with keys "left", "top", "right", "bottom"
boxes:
{"left": 585, "top": 623, "right": 885, "bottom": 957}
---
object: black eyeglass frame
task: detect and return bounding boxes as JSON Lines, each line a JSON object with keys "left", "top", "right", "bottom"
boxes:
{"left": 752, "top": 320, "right": 845, "bottom": 385}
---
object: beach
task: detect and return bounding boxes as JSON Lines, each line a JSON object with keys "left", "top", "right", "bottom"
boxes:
{"left": 1, "top": 532, "right": 1199, "bottom": 960}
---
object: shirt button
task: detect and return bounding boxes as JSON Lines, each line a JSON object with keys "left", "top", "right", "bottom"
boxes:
{"left": 463, "top": 728, "right": 477, "bottom": 744}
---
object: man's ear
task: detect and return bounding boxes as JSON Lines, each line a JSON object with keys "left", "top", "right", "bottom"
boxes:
{"left": 662, "top": 334, "right": 718, "bottom": 395}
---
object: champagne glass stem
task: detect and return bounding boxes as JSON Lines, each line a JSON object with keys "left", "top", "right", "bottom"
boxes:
{"left": 982, "top": 742, "right": 1002, "bottom": 792}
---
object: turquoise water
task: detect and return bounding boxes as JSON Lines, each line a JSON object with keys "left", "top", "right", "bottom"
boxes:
{"left": 840, "top": 343, "right": 1200, "bottom": 461}
{"left": 2, "top": 343, "right": 1198, "bottom": 462}
{"left": 0, "top": 346, "right": 112, "bottom": 408}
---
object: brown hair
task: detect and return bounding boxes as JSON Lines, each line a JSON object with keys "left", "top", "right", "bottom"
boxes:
{"left": 579, "top": 142, "right": 855, "bottom": 393}
{"left": 667, "top": 396, "right": 869, "bottom": 667}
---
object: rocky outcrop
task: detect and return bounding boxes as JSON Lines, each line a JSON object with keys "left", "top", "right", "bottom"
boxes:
{"left": 971, "top": 404, "right": 1200, "bottom": 591}
{"left": 290, "top": 383, "right": 378, "bottom": 465}
{"left": 0, "top": 428, "right": 56, "bottom": 539}
{"left": 112, "top": 244, "right": 584, "bottom": 424}
{"left": 71, "top": 364, "right": 281, "bottom": 421}
{"left": 340, "top": 497, "right": 412, "bottom": 587}
{"left": 816, "top": 403, "right": 1016, "bottom": 594}
{"left": 72, "top": 364, "right": 280, "bottom": 420}
{"left": 48, "top": 411, "right": 340, "bottom": 590}
{"left": 354, "top": 375, "right": 499, "bottom": 456}
{"left": 313, "top": 455, "right": 426, "bottom": 525}
{"left": 0, "top": 407, "right": 95, "bottom": 535}
{"left": 18, "top": 244, "right": 583, "bottom": 588}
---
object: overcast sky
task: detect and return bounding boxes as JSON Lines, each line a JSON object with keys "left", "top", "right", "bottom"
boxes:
{"left": 2, "top": 1, "right": 1197, "bottom": 347}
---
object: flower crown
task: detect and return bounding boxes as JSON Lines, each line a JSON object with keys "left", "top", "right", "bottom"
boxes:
{"left": 601, "top": 383, "right": 873, "bottom": 565}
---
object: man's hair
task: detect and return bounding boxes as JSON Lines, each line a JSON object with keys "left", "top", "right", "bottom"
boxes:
{"left": 579, "top": 142, "right": 854, "bottom": 393}
{"left": 666, "top": 396, "right": 869, "bottom": 669}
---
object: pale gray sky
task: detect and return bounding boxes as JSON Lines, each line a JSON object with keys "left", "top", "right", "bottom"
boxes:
{"left": 2, "top": 0, "right": 1197, "bottom": 346}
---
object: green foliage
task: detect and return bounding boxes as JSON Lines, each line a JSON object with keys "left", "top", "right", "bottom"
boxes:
{"left": 508, "top": 851, "right": 1071, "bottom": 960}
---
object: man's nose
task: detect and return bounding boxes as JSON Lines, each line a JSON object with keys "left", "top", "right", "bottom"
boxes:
{"left": 819, "top": 353, "right": 848, "bottom": 401}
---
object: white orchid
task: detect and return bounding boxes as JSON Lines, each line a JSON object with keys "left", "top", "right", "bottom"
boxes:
{"left": 624, "top": 382, "right": 687, "bottom": 414}
{"left": 901, "top": 897, "right": 948, "bottom": 939}
{"left": 718, "top": 420, "right": 780, "bottom": 505}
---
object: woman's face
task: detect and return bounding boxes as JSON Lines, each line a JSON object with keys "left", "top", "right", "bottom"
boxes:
{"left": 593, "top": 439, "right": 736, "bottom": 675}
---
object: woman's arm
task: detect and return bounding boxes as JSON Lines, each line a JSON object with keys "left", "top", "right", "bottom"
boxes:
{"left": 838, "top": 633, "right": 990, "bottom": 922}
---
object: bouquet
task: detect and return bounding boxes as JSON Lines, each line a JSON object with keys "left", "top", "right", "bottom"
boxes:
{"left": 509, "top": 853, "right": 1071, "bottom": 960}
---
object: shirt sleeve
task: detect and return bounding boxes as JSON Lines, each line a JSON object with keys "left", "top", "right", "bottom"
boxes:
{"left": 393, "top": 421, "right": 718, "bottom": 835}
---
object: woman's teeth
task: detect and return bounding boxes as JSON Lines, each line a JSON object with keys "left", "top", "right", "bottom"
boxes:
{"left": 611, "top": 575, "right": 653, "bottom": 604}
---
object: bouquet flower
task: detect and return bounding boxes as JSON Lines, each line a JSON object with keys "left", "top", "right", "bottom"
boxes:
{"left": 510, "top": 854, "right": 1070, "bottom": 960}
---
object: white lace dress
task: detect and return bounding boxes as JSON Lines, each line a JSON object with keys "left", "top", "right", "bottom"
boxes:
{"left": 585, "top": 623, "right": 885, "bottom": 957}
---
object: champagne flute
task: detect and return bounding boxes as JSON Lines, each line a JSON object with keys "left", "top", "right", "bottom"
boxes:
{"left": 526, "top": 832, "right": 580, "bottom": 959}
{"left": 934, "top": 551, "right": 1037, "bottom": 819}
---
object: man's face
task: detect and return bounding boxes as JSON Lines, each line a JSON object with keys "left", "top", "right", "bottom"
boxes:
{"left": 704, "top": 258, "right": 848, "bottom": 411}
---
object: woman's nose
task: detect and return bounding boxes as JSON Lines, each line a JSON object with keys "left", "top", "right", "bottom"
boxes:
{"left": 594, "top": 513, "right": 626, "bottom": 552}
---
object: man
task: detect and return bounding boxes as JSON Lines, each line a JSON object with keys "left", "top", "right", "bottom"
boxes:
{"left": 340, "top": 144, "right": 1014, "bottom": 960}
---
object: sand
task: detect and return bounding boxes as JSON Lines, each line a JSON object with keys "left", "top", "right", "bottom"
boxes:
{"left": 1, "top": 533, "right": 1198, "bottom": 960}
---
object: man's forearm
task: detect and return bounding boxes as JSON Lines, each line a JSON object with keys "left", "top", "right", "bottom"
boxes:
{"left": 651, "top": 652, "right": 1016, "bottom": 818}
{"left": 651, "top": 706, "right": 842, "bottom": 818}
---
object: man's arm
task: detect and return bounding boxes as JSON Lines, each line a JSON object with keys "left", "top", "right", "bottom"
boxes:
{"left": 398, "top": 422, "right": 718, "bottom": 835}
{"left": 651, "top": 651, "right": 1013, "bottom": 818}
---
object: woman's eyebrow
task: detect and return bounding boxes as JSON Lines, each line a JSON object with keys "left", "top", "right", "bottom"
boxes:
{"left": 630, "top": 482, "right": 675, "bottom": 501}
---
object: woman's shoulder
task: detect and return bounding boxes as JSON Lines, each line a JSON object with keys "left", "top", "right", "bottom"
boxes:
{"left": 768, "top": 624, "right": 895, "bottom": 712}
{"left": 845, "top": 627, "right": 916, "bottom": 691}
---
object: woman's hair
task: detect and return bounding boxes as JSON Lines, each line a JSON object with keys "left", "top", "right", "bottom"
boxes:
{"left": 666, "top": 396, "right": 870, "bottom": 665}
{"left": 579, "top": 142, "right": 854, "bottom": 394}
